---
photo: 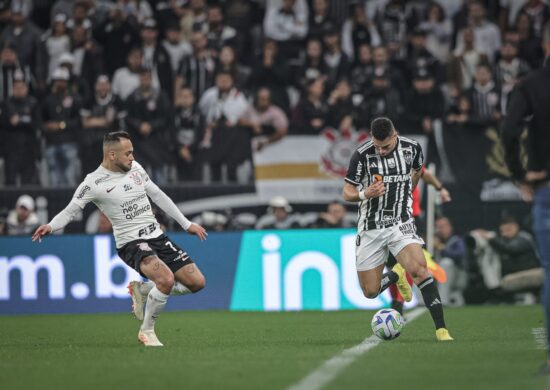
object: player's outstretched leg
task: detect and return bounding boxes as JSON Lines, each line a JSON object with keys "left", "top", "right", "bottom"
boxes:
{"left": 357, "top": 263, "right": 399, "bottom": 299}
{"left": 395, "top": 244, "right": 454, "bottom": 341}
{"left": 137, "top": 256, "right": 175, "bottom": 347}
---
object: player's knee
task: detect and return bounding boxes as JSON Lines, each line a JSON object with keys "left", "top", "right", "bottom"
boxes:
{"left": 410, "top": 264, "right": 430, "bottom": 282}
{"left": 156, "top": 273, "right": 175, "bottom": 293}
{"left": 190, "top": 275, "right": 206, "bottom": 293}
{"left": 361, "top": 285, "right": 379, "bottom": 299}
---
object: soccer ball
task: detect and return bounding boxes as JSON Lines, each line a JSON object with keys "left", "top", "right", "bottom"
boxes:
{"left": 371, "top": 309, "right": 405, "bottom": 340}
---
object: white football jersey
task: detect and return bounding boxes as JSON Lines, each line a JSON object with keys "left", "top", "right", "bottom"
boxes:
{"left": 72, "top": 161, "right": 163, "bottom": 248}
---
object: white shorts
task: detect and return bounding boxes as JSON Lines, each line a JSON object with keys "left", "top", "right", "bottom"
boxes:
{"left": 355, "top": 220, "right": 425, "bottom": 271}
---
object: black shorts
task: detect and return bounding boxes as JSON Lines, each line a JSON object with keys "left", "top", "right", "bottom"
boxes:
{"left": 117, "top": 234, "right": 194, "bottom": 277}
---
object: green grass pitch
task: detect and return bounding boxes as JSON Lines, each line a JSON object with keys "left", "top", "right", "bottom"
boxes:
{"left": 1, "top": 306, "right": 547, "bottom": 390}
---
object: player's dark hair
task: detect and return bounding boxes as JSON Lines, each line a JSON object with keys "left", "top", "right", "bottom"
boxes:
{"left": 500, "top": 215, "right": 518, "bottom": 226}
{"left": 103, "top": 131, "right": 131, "bottom": 145}
{"left": 370, "top": 117, "right": 395, "bottom": 140}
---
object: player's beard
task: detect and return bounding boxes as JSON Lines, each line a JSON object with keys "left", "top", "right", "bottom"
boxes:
{"left": 117, "top": 161, "right": 131, "bottom": 172}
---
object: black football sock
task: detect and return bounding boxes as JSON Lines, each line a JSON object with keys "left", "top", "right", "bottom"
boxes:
{"left": 378, "top": 271, "right": 399, "bottom": 295}
{"left": 418, "top": 276, "right": 446, "bottom": 329}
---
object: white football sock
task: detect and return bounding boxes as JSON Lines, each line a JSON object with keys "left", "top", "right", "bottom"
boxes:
{"left": 140, "top": 281, "right": 191, "bottom": 296}
{"left": 141, "top": 287, "right": 169, "bottom": 331}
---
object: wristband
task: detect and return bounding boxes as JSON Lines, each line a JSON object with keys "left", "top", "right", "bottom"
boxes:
{"left": 359, "top": 190, "right": 367, "bottom": 201}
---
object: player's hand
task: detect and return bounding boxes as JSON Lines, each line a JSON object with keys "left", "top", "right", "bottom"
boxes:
{"left": 32, "top": 224, "right": 52, "bottom": 243}
{"left": 364, "top": 180, "right": 385, "bottom": 199}
{"left": 439, "top": 187, "right": 451, "bottom": 203}
{"left": 187, "top": 223, "right": 208, "bottom": 241}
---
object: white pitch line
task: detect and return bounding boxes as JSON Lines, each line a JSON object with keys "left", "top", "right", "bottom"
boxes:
{"left": 532, "top": 328, "right": 547, "bottom": 350}
{"left": 287, "top": 308, "right": 427, "bottom": 390}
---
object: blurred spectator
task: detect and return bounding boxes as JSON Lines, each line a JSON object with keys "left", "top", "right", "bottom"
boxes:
{"left": 193, "top": 211, "right": 228, "bottom": 231}
{"left": 470, "top": 216, "right": 542, "bottom": 301}
{"left": 198, "top": 70, "right": 251, "bottom": 182}
{"left": 161, "top": 21, "right": 192, "bottom": 74}
{"left": 447, "top": 27, "right": 490, "bottom": 90}
{"left": 243, "top": 87, "right": 289, "bottom": 151}
{"left": 341, "top": 2, "right": 381, "bottom": 61}
{"left": 0, "top": 71, "right": 40, "bottom": 185}
{"left": 455, "top": 1, "right": 501, "bottom": 62}
{"left": 294, "top": 38, "right": 326, "bottom": 90}
{"left": 69, "top": 20, "right": 104, "bottom": 93}
{"left": 0, "top": 42, "right": 33, "bottom": 102}
{"left": 494, "top": 40, "right": 531, "bottom": 114}
{"left": 376, "top": 0, "right": 408, "bottom": 61}
{"left": 112, "top": 47, "right": 150, "bottom": 100}
{"left": 434, "top": 216, "right": 467, "bottom": 306}
{"left": 445, "top": 93, "right": 474, "bottom": 126}
{"left": 464, "top": 63, "right": 501, "bottom": 126}
{"left": 418, "top": 1, "right": 453, "bottom": 64}
{"left": 249, "top": 39, "right": 290, "bottom": 114}
{"left": 125, "top": 66, "right": 173, "bottom": 184}
{"left": 403, "top": 69, "right": 445, "bottom": 135}
{"left": 93, "top": 3, "right": 140, "bottom": 76}
{"left": 308, "top": 0, "right": 334, "bottom": 40}
{"left": 263, "top": 0, "right": 308, "bottom": 60}
{"left": 518, "top": 0, "right": 550, "bottom": 39}
{"left": 350, "top": 43, "right": 373, "bottom": 95}
{"left": 322, "top": 23, "right": 351, "bottom": 92}
{"left": 363, "top": 69, "right": 402, "bottom": 125}
{"left": 256, "top": 196, "right": 300, "bottom": 229}
{"left": 371, "top": 45, "right": 407, "bottom": 98}
{"left": 179, "top": 0, "right": 208, "bottom": 41}
{"left": 514, "top": 12, "right": 545, "bottom": 68}
{"left": 80, "top": 75, "right": 125, "bottom": 175}
{"left": 202, "top": 3, "right": 239, "bottom": 55}
{"left": 139, "top": 18, "right": 173, "bottom": 101}
{"left": 0, "top": 2, "right": 47, "bottom": 93}
{"left": 58, "top": 52, "right": 92, "bottom": 104}
{"left": 7, "top": 194, "right": 39, "bottom": 235}
{"left": 309, "top": 200, "right": 352, "bottom": 228}
{"left": 0, "top": 209, "right": 7, "bottom": 236}
{"left": 327, "top": 78, "right": 354, "bottom": 130}
{"left": 406, "top": 27, "right": 442, "bottom": 83}
{"left": 290, "top": 76, "right": 328, "bottom": 135}
{"left": 174, "top": 31, "right": 216, "bottom": 102}
{"left": 173, "top": 86, "right": 202, "bottom": 181}
{"left": 42, "top": 67, "right": 83, "bottom": 186}
{"left": 43, "top": 13, "right": 70, "bottom": 80}
{"left": 215, "top": 45, "right": 250, "bottom": 91}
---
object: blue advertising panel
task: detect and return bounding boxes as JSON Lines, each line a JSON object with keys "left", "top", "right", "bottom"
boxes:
{"left": 0, "top": 230, "right": 414, "bottom": 315}
{"left": 0, "top": 232, "right": 241, "bottom": 314}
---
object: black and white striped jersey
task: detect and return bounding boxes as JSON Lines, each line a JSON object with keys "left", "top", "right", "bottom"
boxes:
{"left": 345, "top": 136, "right": 424, "bottom": 231}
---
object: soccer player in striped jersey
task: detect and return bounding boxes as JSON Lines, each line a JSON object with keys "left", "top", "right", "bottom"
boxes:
{"left": 343, "top": 117, "right": 453, "bottom": 341}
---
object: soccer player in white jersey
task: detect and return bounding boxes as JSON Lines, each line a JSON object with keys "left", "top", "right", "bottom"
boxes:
{"left": 32, "top": 131, "right": 207, "bottom": 347}
{"left": 343, "top": 117, "right": 453, "bottom": 341}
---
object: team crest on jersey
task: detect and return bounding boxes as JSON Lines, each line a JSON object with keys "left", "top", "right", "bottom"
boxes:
{"left": 320, "top": 128, "right": 369, "bottom": 177}
{"left": 138, "top": 242, "right": 151, "bottom": 251}
{"left": 130, "top": 172, "right": 142, "bottom": 185}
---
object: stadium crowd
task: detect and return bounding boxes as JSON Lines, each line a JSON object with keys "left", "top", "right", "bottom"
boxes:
{"left": 0, "top": 0, "right": 547, "bottom": 186}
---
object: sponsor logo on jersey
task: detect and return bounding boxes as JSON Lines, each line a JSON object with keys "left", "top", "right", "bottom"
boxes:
{"left": 94, "top": 175, "right": 110, "bottom": 185}
{"left": 76, "top": 185, "right": 91, "bottom": 199}
{"left": 369, "top": 161, "right": 378, "bottom": 169}
{"left": 124, "top": 184, "right": 132, "bottom": 192}
{"left": 402, "top": 150, "right": 413, "bottom": 164}
{"left": 382, "top": 174, "right": 410, "bottom": 183}
{"left": 387, "top": 158, "right": 396, "bottom": 169}
{"left": 106, "top": 186, "right": 116, "bottom": 193}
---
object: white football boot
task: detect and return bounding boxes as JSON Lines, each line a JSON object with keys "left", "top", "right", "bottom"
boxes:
{"left": 138, "top": 329, "right": 164, "bottom": 347}
{"left": 127, "top": 281, "right": 146, "bottom": 321}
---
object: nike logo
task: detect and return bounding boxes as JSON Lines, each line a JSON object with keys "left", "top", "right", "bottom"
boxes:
{"left": 106, "top": 186, "right": 116, "bottom": 193}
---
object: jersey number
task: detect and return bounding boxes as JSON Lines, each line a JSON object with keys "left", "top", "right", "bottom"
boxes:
{"left": 165, "top": 241, "right": 177, "bottom": 252}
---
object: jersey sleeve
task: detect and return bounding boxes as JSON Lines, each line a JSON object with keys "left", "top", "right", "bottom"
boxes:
{"left": 71, "top": 177, "right": 96, "bottom": 208}
{"left": 412, "top": 142, "right": 424, "bottom": 171}
{"left": 345, "top": 150, "right": 365, "bottom": 186}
